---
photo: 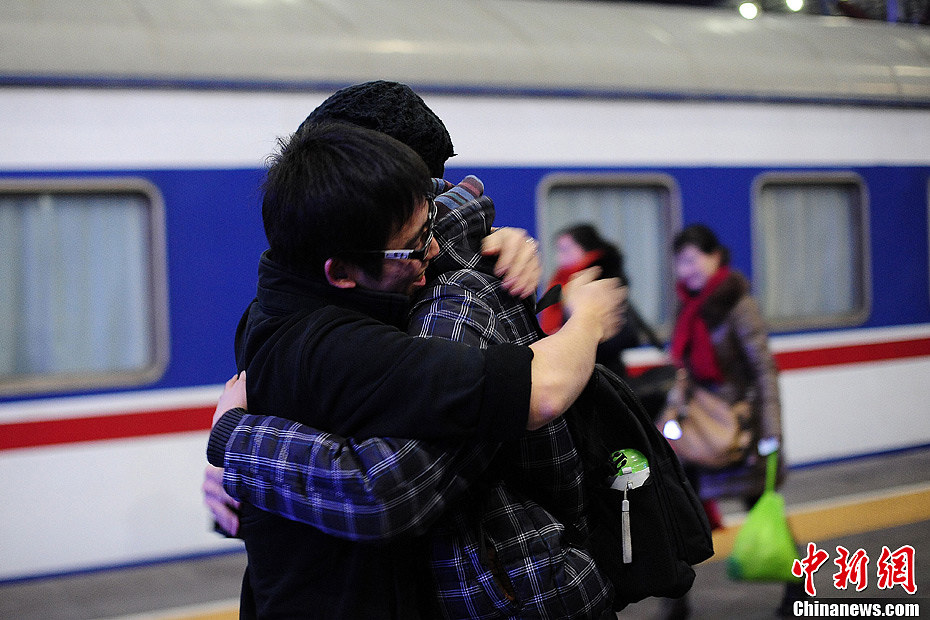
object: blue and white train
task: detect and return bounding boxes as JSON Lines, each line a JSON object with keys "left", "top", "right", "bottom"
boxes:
{"left": 1, "top": 0, "right": 929, "bottom": 581}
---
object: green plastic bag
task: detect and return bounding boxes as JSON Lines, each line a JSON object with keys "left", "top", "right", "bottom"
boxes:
{"left": 726, "top": 452, "right": 801, "bottom": 582}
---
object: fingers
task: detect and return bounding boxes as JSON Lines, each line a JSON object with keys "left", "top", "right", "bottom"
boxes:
{"left": 561, "top": 273, "right": 626, "bottom": 342}
{"left": 480, "top": 227, "right": 519, "bottom": 269}
{"left": 211, "top": 503, "right": 240, "bottom": 537}
{"left": 481, "top": 228, "right": 542, "bottom": 299}
{"left": 213, "top": 370, "right": 248, "bottom": 428}
{"left": 614, "top": 284, "right": 629, "bottom": 334}
{"left": 501, "top": 240, "right": 542, "bottom": 299}
{"left": 561, "top": 266, "right": 601, "bottom": 299}
{"left": 203, "top": 466, "right": 240, "bottom": 509}
{"left": 203, "top": 465, "right": 238, "bottom": 509}
{"left": 572, "top": 266, "right": 602, "bottom": 285}
{"left": 224, "top": 370, "right": 245, "bottom": 388}
{"left": 203, "top": 466, "right": 240, "bottom": 537}
{"left": 597, "top": 280, "right": 626, "bottom": 341}
{"left": 208, "top": 371, "right": 246, "bottom": 533}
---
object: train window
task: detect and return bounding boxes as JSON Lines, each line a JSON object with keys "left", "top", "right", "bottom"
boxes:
{"left": 0, "top": 179, "right": 168, "bottom": 395}
{"left": 752, "top": 174, "right": 870, "bottom": 330}
{"left": 537, "top": 174, "right": 679, "bottom": 336}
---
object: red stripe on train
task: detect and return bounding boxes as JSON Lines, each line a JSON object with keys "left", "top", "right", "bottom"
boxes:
{"left": 625, "top": 336, "right": 930, "bottom": 377}
{"left": 774, "top": 337, "right": 930, "bottom": 370}
{"left": 2, "top": 336, "right": 929, "bottom": 452}
{"left": 0, "top": 406, "right": 213, "bottom": 451}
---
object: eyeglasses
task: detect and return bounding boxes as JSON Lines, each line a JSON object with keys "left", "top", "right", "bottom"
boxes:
{"left": 360, "top": 196, "right": 437, "bottom": 261}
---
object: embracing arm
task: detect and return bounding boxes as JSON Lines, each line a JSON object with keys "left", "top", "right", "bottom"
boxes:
{"left": 203, "top": 279, "right": 615, "bottom": 537}
{"left": 207, "top": 401, "right": 496, "bottom": 541}
{"left": 204, "top": 273, "right": 613, "bottom": 537}
{"left": 409, "top": 268, "right": 626, "bottom": 432}
{"left": 527, "top": 269, "right": 627, "bottom": 429}
{"left": 424, "top": 175, "right": 624, "bottom": 429}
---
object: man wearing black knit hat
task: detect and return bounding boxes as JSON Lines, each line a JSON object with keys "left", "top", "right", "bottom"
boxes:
{"left": 300, "top": 80, "right": 456, "bottom": 178}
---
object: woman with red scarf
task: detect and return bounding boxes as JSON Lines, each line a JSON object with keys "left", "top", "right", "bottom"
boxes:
{"left": 667, "top": 224, "right": 795, "bottom": 618}
{"left": 539, "top": 224, "right": 641, "bottom": 377}
{"left": 670, "top": 224, "right": 783, "bottom": 492}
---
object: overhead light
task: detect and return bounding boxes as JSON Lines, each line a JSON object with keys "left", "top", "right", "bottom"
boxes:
{"left": 738, "top": 1, "right": 760, "bottom": 18}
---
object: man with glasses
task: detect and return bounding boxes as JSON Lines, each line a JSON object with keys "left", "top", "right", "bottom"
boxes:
{"left": 365, "top": 193, "right": 436, "bottom": 260}
{"left": 211, "top": 120, "right": 622, "bottom": 619}
{"left": 329, "top": 192, "right": 439, "bottom": 296}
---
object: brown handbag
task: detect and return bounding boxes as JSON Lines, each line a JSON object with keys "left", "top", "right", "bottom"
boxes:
{"left": 657, "top": 370, "right": 752, "bottom": 469}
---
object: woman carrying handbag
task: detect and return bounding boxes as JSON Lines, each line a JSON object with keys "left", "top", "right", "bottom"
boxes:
{"left": 659, "top": 224, "right": 802, "bottom": 619}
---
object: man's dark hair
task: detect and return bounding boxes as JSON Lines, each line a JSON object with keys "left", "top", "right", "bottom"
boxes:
{"left": 299, "top": 80, "right": 455, "bottom": 178}
{"left": 262, "top": 122, "right": 431, "bottom": 278}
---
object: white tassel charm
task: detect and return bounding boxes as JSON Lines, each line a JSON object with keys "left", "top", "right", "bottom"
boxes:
{"left": 622, "top": 485, "right": 633, "bottom": 564}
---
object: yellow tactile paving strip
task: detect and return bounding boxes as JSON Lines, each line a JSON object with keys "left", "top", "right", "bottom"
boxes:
{"left": 710, "top": 483, "right": 930, "bottom": 561}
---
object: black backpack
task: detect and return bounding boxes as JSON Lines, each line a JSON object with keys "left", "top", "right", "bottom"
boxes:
{"left": 564, "top": 365, "right": 714, "bottom": 611}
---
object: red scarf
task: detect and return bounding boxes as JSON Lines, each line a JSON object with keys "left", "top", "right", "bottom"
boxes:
{"left": 538, "top": 250, "right": 604, "bottom": 335}
{"left": 670, "top": 266, "right": 730, "bottom": 384}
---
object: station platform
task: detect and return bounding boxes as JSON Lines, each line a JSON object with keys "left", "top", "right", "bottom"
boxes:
{"left": 2, "top": 446, "right": 927, "bottom": 619}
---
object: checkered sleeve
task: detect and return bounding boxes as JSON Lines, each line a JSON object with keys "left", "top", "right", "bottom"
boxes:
{"left": 431, "top": 176, "right": 494, "bottom": 273}
{"left": 409, "top": 276, "right": 501, "bottom": 349}
{"left": 221, "top": 413, "right": 496, "bottom": 541}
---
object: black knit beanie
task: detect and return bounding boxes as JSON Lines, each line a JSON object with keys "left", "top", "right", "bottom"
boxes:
{"left": 299, "top": 80, "right": 455, "bottom": 178}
